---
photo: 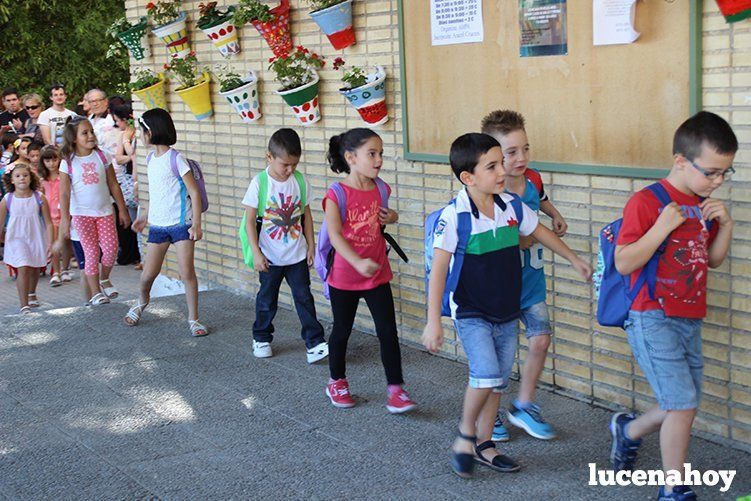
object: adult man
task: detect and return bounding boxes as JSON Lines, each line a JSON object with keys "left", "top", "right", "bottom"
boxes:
{"left": 87, "top": 88, "right": 119, "bottom": 157}
{"left": 0, "top": 88, "right": 30, "bottom": 133}
{"left": 38, "top": 84, "right": 76, "bottom": 146}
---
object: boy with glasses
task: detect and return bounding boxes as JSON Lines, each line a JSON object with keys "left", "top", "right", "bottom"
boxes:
{"left": 38, "top": 84, "right": 75, "bottom": 146}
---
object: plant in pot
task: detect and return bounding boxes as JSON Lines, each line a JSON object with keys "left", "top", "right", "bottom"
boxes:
{"left": 197, "top": 2, "right": 241, "bottom": 58}
{"left": 333, "top": 58, "right": 388, "bottom": 126}
{"left": 304, "top": 0, "right": 355, "bottom": 50}
{"left": 130, "top": 68, "right": 168, "bottom": 111}
{"left": 108, "top": 16, "right": 151, "bottom": 61}
{"left": 232, "top": 0, "right": 292, "bottom": 57}
{"left": 164, "top": 51, "right": 213, "bottom": 120}
{"left": 269, "top": 46, "right": 325, "bottom": 126}
{"left": 147, "top": 0, "right": 191, "bottom": 59}
{"left": 216, "top": 65, "right": 262, "bottom": 123}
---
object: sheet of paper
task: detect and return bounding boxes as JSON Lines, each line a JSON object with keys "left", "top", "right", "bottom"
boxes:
{"left": 519, "top": 0, "right": 568, "bottom": 57}
{"left": 431, "top": 0, "right": 484, "bottom": 46}
{"left": 593, "top": 0, "right": 640, "bottom": 46}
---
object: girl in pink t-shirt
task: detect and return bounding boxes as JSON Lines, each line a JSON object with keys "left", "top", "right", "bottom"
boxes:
{"left": 40, "top": 145, "right": 74, "bottom": 286}
{"left": 322, "top": 128, "right": 416, "bottom": 414}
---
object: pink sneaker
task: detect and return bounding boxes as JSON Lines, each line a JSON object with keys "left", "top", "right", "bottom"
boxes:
{"left": 326, "top": 379, "right": 355, "bottom": 408}
{"left": 386, "top": 387, "right": 417, "bottom": 414}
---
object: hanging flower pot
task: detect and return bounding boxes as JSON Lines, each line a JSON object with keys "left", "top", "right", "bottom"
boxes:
{"left": 175, "top": 72, "right": 213, "bottom": 121}
{"left": 308, "top": 0, "right": 355, "bottom": 50}
{"left": 198, "top": 3, "right": 241, "bottom": 58}
{"left": 131, "top": 71, "right": 169, "bottom": 111}
{"left": 339, "top": 66, "right": 388, "bottom": 127}
{"left": 115, "top": 17, "right": 152, "bottom": 61}
{"left": 151, "top": 11, "right": 191, "bottom": 59}
{"left": 250, "top": 0, "right": 293, "bottom": 58}
{"left": 276, "top": 72, "right": 321, "bottom": 126}
{"left": 219, "top": 70, "right": 262, "bottom": 124}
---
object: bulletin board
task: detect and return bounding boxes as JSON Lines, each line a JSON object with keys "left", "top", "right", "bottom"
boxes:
{"left": 397, "top": 0, "right": 702, "bottom": 178}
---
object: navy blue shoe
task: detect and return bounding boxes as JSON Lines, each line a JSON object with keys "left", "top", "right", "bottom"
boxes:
{"left": 609, "top": 412, "right": 642, "bottom": 472}
{"left": 492, "top": 412, "right": 510, "bottom": 442}
{"left": 450, "top": 431, "right": 476, "bottom": 479}
{"left": 658, "top": 485, "right": 698, "bottom": 500}
{"left": 474, "top": 440, "right": 521, "bottom": 473}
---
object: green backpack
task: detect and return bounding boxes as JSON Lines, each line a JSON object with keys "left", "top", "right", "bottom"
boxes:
{"left": 239, "top": 170, "right": 307, "bottom": 269}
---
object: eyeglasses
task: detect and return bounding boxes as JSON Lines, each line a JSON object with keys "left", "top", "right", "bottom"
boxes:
{"left": 25, "top": 105, "right": 40, "bottom": 110}
{"left": 688, "top": 158, "right": 735, "bottom": 181}
{"left": 87, "top": 97, "right": 106, "bottom": 104}
{"left": 137, "top": 116, "right": 151, "bottom": 132}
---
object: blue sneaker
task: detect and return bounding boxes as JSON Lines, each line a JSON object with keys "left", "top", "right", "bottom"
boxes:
{"left": 507, "top": 402, "right": 556, "bottom": 440}
{"left": 658, "top": 485, "right": 697, "bottom": 500}
{"left": 491, "top": 413, "right": 510, "bottom": 442}
{"left": 609, "top": 412, "right": 642, "bottom": 472}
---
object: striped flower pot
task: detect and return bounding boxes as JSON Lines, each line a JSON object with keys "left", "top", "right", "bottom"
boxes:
{"left": 132, "top": 74, "right": 168, "bottom": 111}
{"left": 175, "top": 73, "right": 213, "bottom": 121}
{"left": 200, "top": 14, "right": 240, "bottom": 58}
{"left": 276, "top": 73, "right": 321, "bottom": 126}
{"left": 152, "top": 11, "right": 191, "bottom": 59}
{"left": 309, "top": 0, "right": 355, "bottom": 50}
{"left": 117, "top": 17, "right": 151, "bottom": 61}
{"left": 250, "top": 0, "right": 292, "bottom": 58}
{"left": 220, "top": 71, "right": 262, "bottom": 124}
{"left": 340, "top": 66, "right": 388, "bottom": 126}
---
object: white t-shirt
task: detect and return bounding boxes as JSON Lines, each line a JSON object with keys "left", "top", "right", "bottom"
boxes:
{"left": 61, "top": 150, "right": 113, "bottom": 217}
{"left": 37, "top": 107, "right": 76, "bottom": 146}
{"left": 89, "top": 114, "right": 120, "bottom": 158}
{"left": 146, "top": 148, "right": 192, "bottom": 227}
{"left": 241, "top": 168, "right": 312, "bottom": 266}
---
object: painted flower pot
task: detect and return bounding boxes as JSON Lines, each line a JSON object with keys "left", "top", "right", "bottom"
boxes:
{"left": 250, "top": 0, "right": 292, "bottom": 58}
{"left": 309, "top": 0, "right": 355, "bottom": 50}
{"left": 152, "top": 11, "right": 191, "bottom": 59}
{"left": 276, "top": 73, "right": 321, "bottom": 126}
{"left": 117, "top": 17, "right": 151, "bottom": 61}
{"left": 133, "top": 74, "right": 168, "bottom": 111}
{"left": 340, "top": 66, "right": 388, "bottom": 126}
{"left": 219, "top": 71, "right": 262, "bottom": 124}
{"left": 175, "top": 73, "right": 213, "bottom": 120}
{"left": 200, "top": 14, "right": 240, "bottom": 58}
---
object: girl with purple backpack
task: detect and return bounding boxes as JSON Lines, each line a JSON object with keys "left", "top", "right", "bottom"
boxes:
{"left": 124, "top": 108, "right": 208, "bottom": 337}
{"left": 321, "top": 128, "right": 416, "bottom": 413}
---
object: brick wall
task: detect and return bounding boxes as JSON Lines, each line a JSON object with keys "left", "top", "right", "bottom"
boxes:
{"left": 125, "top": 0, "right": 751, "bottom": 451}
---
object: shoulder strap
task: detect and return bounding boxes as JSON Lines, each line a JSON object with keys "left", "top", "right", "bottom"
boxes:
{"left": 257, "top": 170, "right": 269, "bottom": 216}
{"left": 330, "top": 182, "right": 347, "bottom": 222}
{"left": 168, "top": 148, "right": 180, "bottom": 179}
{"left": 95, "top": 149, "right": 108, "bottom": 168}
{"left": 293, "top": 170, "right": 307, "bottom": 208}
{"left": 446, "top": 201, "right": 470, "bottom": 293}
{"left": 5, "top": 192, "right": 12, "bottom": 212}
{"left": 507, "top": 193, "right": 525, "bottom": 226}
{"left": 146, "top": 151, "right": 154, "bottom": 164}
{"left": 646, "top": 182, "right": 671, "bottom": 207}
{"left": 374, "top": 177, "right": 389, "bottom": 208}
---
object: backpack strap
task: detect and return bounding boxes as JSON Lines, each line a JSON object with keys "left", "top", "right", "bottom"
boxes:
{"left": 374, "top": 177, "right": 389, "bottom": 209}
{"left": 146, "top": 151, "right": 154, "bottom": 165}
{"left": 640, "top": 183, "right": 673, "bottom": 300}
{"left": 505, "top": 193, "right": 525, "bottom": 227}
{"left": 293, "top": 171, "right": 307, "bottom": 209}
{"left": 330, "top": 182, "right": 347, "bottom": 222}
{"left": 168, "top": 148, "right": 181, "bottom": 180}
{"left": 256, "top": 170, "right": 269, "bottom": 217}
{"left": 95, "top": 149, "right": 108, "bottom": 168}
{"left": 445, "top": 201, "right": 470, "bottom": 295}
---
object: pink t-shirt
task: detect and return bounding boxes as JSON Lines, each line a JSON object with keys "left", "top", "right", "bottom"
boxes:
{"left": 42, "top": 177, "right": 61, "bottom": 225}
{"left": 323, "top": 182, "right": 393, "bottom": 291}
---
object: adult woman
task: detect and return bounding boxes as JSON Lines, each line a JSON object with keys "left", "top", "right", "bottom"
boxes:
{"left": 21, "top": 94, "right": 44, "bottom": 143}
{"left": 111, "top": 104, "right": 141, "bottom": 267}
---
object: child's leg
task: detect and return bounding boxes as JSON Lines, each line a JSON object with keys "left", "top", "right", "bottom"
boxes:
{"left": 62, "top": 239, "right": 73, "bottom": 272}
{"left": 253, "top": 265, "right": 285, "bottom": 344}
{"left": 15, "top": 266, "right": 31, "bottom": 308}
{"left": 71, "top": 240, "right": 90, "bottom": 300}
{"left": 73, "top": 216, "right": 103, "bottom": 299}
{"left": 138, "top": 242, "right": 170, "bottom": 305}
{"left": 284, "top": 259, "right": 325, "bottom": 348}
{"left": 478, "top": 391, "right": 502, "bottom": 442}
{"left": 455, "top": 386, "right": 494, "bottom": 454}
{"left": 96, "top": 214, "right": 118, "bottom": 283}
{"left": 174, "top": 239, "right": 199, "bottom": 321}
{"left": 29, "top": 268, "right": 40, "bottom": 294}
{"left": 362, "top": 283, "right": 403, "bottom": 385}
{"left": 517, "top": 302, "right": 553, "bottom": 403}
{"left": 660, "top": 408, "right": 696, "bottom": 474}
{"left": 50, "top": 225, "right": 61, "bottom": 276}
{"left": 328, "top": 285, "right": 361, "bottom": 381}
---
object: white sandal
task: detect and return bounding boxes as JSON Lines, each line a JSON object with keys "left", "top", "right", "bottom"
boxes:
{"left": 27, "top": 293, "right": 40, "bottom": 307}
{"left": 61, "top": 269, "right": 73, "bottom": 282}
{"left": 99, "top": 279, "right": 119, "bottom": 298}
{"left": 20, "top": 306, "right": 32, "bottom": 314}
{"left": 90, "top": 293, "right": 110, "bottom": 306}
{"left": 189, "top": 320, "right": 208, "bottom": 337}
{"left": 124, "top": 302, "right": 148, "bottom": 326}
{"left": 49, "top": 273, "right": 62, "bottom": 287}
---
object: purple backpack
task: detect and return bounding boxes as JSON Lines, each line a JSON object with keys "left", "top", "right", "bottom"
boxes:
{"left": 148, "top": 149, "right": 209, "bottom": 213}
{"left": 314, "top": 178, "right": 407, "bottom": 299}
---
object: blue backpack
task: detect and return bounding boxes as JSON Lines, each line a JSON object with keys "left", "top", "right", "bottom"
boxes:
{"left": 425, "top": 193, "right": 524, "bottom": 317}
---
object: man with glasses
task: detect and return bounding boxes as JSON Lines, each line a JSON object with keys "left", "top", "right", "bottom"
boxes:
{"left": 0, "top": 88, "right": 30, "bottom": 133}
{"left": 38, "top": 83, "right": 76, "bottom": 146}
{"left": 86, "top": 88, "right": 119, "bottom": 159}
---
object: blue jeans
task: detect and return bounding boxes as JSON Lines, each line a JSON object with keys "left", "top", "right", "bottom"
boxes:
{"left": 520, "top": 300, "right": 552, "bottom": 338}
{"left": 253, "top": 259, "right": 325, "bottom": 349}
{"left": 625, "top": 309, "right": 703, "bottom": 410}
{"left": 454, "top": 317, "right": 518, "bottom": 391}
{"left": 147, "top": 223, "right": 191, "bottom": 244}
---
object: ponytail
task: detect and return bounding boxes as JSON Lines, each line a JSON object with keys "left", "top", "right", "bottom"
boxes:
{"left": 326, "top": 128, "right": 380, "bottom": 175}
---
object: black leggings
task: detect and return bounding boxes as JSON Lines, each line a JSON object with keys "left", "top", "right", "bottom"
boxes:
{"left": 328, "top": 282, "right": 404, "bottom": 385}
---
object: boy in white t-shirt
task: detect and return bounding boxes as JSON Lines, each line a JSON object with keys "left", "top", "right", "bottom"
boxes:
{"left": 37, "top": 84, "right": 76, "bottom": 146}
{"left": 242, "top": 129, "right": 328, "bottom": 364}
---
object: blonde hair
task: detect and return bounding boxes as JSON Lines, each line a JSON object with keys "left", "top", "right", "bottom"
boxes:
{"left": 21, "top": 93, "right": 44, "bottom": 107}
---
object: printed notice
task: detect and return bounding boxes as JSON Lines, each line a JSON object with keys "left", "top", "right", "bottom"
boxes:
{"left": 519, "top": 0, "right": 568, "bottom": 57}
{"left": 593, "top": 0, "right": 640, "bottom": 46}
{"left": 431, "top": 0, "right": 484, "bottom": 46}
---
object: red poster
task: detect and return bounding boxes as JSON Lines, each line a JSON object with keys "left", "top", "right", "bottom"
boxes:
{"left": 716, "top": 0, "right": 751, "bottom": 22}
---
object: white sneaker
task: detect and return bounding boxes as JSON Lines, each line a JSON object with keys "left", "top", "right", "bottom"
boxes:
{"left": 253, "top": 340, "right": 273, "bottom": 358}
{"left": 306, "top": 342, "right": 329, "bottom": 364}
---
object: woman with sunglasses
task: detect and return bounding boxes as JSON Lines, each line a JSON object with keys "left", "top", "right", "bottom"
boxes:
{"left": 20, "top": 94, "right": 44, "bottom": 144}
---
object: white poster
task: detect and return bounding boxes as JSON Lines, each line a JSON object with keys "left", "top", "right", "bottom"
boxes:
{"left": 593, "top": 0, "right": 640, "bottom": 46}
{"left": 431, "top": 0, "right": 484, "bottom": 46}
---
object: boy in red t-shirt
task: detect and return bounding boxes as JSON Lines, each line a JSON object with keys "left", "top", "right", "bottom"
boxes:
{"left": 610, "top": 111, "right": 736, "bottom": 500}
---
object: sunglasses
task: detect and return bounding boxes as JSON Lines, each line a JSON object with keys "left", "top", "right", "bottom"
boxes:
{"left": 25, "top": 105, "right": 41, "bottom": 110}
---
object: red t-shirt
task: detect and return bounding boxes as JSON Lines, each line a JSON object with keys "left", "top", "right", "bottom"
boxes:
{"left": 42, "top": 177, "right": 61, "bottom": 226}
{"left": 323, "top": 182, "right": 393, "bottom": 291}
{"left": 617, "top": 180, "right": 719, "bottom": 318}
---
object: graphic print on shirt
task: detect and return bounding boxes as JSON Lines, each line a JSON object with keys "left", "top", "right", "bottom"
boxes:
{"left": 657, "top": 224, "right": 710, "bottom": 305}
{"left": 347, "top": 199, "right": 380, "bottom": 246}
{"left": 263, "top": 191, "right": 302, "bottom": 243}
{"left": 81, "top": 162, "right": 99, "bottom": 185}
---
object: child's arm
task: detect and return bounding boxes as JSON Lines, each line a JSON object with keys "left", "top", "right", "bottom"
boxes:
{"left": 701, "top": 198, "right": 733, "bottom": 268}
{"left": 539, "top": 199, "right": 567, "bottom": 237}
{"left": 105, "top": 164, "right": 131, "bottom": 229}
{"left": 532, "top": 223, "right": 593, "bottom": 281}
{"left": 181, "top": 171, "right": 202, "bottom": 241}
{"left": 421, "top": 248, "right": 451, "bottom": 353}
{"left": 324, "top": 199, "right": 380, "bottom": 278}
{"left": 132, "top": 203, "right": 148, "bottom": 233}
{"left": 58, "top": 171, "right": 71, "bottom": 241}
{"left": 40, "top": 195, "right": 54, "bottom": 258}
{"left": 114, "top": 135, "right": 130, "bottom": 166}
{"left": 245, "top": 205, "right": 268, "bottom": 272}
{"left": 303, "top": 205, "right": 315, "bottom": 267}
{"left": 378, "top": 207, "right": 398, "bottom": 225}
{"left": 39, "top": 124, "right": 52, "bottom": 146}
{"left": 0, "top": 197, "right": 7, "bottom": 237}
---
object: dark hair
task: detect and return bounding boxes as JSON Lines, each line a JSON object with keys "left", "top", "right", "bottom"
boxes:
{"left": 481, "top": 110, "right": 526, "bottom": 137}
{"left": 449, "top": 133, "right": 501, "bottom": 182}
{"left": 1, "top": 131, "right": 18, "bottom": 149}
{"left": 268, "top": 128, "right": 301, "bottom": 158}
{"left": 39, "top": 145, "right": 61, "bottom": 180}
{"left": 140, "top": 108, "right": 177, "bottom": 146}
{"left": 49, "top": 83, "right": 66, "bottom": 95}
{"left": 27, "top": 141, "right": 43, "bottom": 154}
{"left": 12, "top": 137, "right": 32, "bottom": 162}
{"left": 3, "top": 163, "right": 41, "bottom": 193}
{"left": 111, "top": 104, "right": 133, "bottom": 123}
{"left": 108, "top": 95, "right": 127, "bottom": 112}
{"left": 326, "top": 128, "right": 380, "bottom": 174}
{"left": 60, "top": 115, "right": 93, "bottom": 161}
{"left": 2, "top": 88, "right": 19, "bottom": 99}
{"left": 673, "top": 111, "right": 738, "bottom": 161}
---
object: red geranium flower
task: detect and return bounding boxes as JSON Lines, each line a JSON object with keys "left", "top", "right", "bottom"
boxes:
{"left": 146, "top": 2, "right": 155, "bottom": 9}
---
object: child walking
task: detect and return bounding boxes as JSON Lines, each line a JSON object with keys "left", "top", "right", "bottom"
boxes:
{"left": 610, "top": 111, "right": 736, "bottom": 500}
{"left": 40, "top": 145, "right": 73, "bottom": 286}
{"left": 0, "top": 163, "right": 53, "bottom": 313}
{"left": 58, "top": 115, "right": 130, "bottom": 305}
{"left": 242, "top": 128, "right": 328, "bottom": 362}
{"left": 322, "top": 128, "right": 416, "bottom": 413}
{"left": 124, "top": 108, "right": 208, "bottom": 337}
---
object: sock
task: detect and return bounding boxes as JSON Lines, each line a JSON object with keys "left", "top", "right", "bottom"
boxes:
{"left": 514, "top": 399, "right": 533, "bottom": 410}
{"left": 387, "top": 384, "right": 402, "bottom": 395}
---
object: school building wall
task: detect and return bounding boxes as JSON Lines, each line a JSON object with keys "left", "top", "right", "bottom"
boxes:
{"left": 125, "top": 0, "right": 751, "bottom": 452}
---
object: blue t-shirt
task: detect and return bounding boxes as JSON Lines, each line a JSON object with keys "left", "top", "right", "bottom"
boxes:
{"left": 512, "top": 179, "right": 546, "bottom": 309}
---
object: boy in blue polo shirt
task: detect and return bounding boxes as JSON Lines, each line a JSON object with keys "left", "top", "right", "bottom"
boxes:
{"left": 422, "top": 133, "right": 592, "bottom": 478}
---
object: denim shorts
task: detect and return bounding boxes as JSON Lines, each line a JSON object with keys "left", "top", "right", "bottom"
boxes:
{"left": 520, "top": 300, "right": 552, "bottom": 338}
{"left": 454, "top": 317, "right": 518, "bottom": 392}
{"left": 147, "top": 224, "right": 191, "bottom": 244}
{"left": 625, "top": 309, "right": 703, "bottom": 411}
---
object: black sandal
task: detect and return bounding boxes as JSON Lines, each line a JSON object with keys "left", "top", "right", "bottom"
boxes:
{"left": 450, "top": 431, "right": 477, "bottom": 478}
{"left": 474, "top": 440, "right": 521, "bottom": 473}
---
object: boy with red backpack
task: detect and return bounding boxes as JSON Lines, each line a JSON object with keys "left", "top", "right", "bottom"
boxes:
{"left": 608, "top": 111, "right": 736, "bottom": 500}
